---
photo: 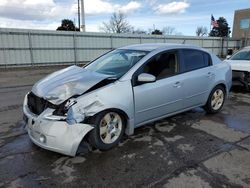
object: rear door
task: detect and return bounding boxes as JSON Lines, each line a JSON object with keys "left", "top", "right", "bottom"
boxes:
{"left": 179, "top": 49, "right": 215, "bottom": 108}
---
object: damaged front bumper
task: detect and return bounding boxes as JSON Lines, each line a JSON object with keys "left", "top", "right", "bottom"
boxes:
{"left": 232, "top": 70, "right": 250, "bottom": 90}
{"left": 23, "top": 95, "right": 94, "bottom": 156}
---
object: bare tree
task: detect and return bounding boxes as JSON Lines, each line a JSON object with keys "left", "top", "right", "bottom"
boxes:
{"left": 132, "top": 28, "right": 147, "bottom": 34}
{"left": 162, "top": 26, "right": 176, "bottom": 35}
{"left": 162, "top": 26, "right": 183, "bottom": 36}
{"left": 100, "top": 12, "right": 133, "bottom": 33}
{"left": 196, "top": 26, "right": 208, "bottom": 36}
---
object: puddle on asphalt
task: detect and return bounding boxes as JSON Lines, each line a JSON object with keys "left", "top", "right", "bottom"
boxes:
{"left": 223, "top": 116, "right": 250, "bottom": 134}
{"left": 192, "top": 120, "right": 248, "bottom": 142}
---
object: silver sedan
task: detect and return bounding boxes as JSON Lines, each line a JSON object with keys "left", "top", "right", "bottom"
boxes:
{"left": 23, "top": 43, "right": 232, "bottom": 156}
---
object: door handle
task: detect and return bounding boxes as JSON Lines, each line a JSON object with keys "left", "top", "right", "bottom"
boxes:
{"left": 206, "top": 72, "right": 214, "bottom": 78}
{"left": 173, "top": 81, "right": 181, "bottom": 88}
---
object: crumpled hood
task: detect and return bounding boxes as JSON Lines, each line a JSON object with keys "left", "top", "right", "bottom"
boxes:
{"left": 224, "top": 60, "right": 250, "bottom": 72}
{"left": 32, "top": 65, "right": 110, "bottom": 105}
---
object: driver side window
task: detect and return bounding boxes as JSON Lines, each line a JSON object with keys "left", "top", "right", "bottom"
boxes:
{"left": 142, "top": 51, "right": 179, "bottom": 80}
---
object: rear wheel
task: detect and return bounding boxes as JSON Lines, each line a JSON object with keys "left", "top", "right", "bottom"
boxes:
{"left": 88, "top": 110, "right": 125, "bottom": 150}
{"left": 204, "top": 85, "right": 225, "bottom": 114}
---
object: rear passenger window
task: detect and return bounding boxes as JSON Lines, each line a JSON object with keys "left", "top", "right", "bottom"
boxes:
{"left": 182, "top": 49, "right": 211, "bottom": 72}
{"left": 203, "top": 53, "right": 212, "bottom": 66}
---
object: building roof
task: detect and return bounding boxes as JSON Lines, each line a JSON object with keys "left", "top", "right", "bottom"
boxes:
{"left": 235, "top": 8, "right": 250, "bottom": 12}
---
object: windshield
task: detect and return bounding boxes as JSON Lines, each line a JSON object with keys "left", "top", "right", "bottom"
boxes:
{"left": 85, "top": 49, "right": 148, "bottom": 78}
{"left": 231, "top": 49, "right": 250, "bottom": 60}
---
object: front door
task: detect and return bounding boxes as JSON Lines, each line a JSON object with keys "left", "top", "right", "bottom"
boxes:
{"left": 133, "top": 50, "right": 185, "bottom": 125}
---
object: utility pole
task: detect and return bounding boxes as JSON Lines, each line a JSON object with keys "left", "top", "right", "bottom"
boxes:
{"left": 80, "top": 0, "right": 86, "bottom": 32}
{"left": 226, "top": 27, "right": 230, "bottom": 55}
{"left": 77, "top": 0, "right": 80, "bottom": 30}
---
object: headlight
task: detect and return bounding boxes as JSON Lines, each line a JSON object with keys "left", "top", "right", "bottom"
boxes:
{"left": 51, "top": 99, "right": 77, "bottom": 116}
{"left": 66, "top": 105, "right": 85, "bottom": 125}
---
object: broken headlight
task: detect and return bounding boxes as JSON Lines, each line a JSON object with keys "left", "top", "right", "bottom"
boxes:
{"left": 52, "top": 99, "right": 77, "bottom": 116}
{"left": 66, "top": 104, "right": 85, "bottom": 125}
{"left": 64, "top": 99, "right": 77, "bottom": 110}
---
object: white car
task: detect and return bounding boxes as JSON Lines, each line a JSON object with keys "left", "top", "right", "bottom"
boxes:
{"left": 224, "top": 46, "right": 250, "bottom": 91}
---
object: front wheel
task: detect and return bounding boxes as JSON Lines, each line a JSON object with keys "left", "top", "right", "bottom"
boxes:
{"left": 204, "top": 85, "right": 226, "bottom": 114}
{"left": 88, "top": 111, "right": 125, "bottom": 150}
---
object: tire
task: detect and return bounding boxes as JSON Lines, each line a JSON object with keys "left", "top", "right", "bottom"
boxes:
{"left": 204, "top": 85, "right": 226, "bottom": 114}
{"left": 88, "top": 110, "right": 125, "bottom": 150}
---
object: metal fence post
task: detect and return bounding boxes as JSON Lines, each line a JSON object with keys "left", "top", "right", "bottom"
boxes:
{"left": 220, "top": 37, "right": 224, "bottom": 58}
{"left": 110, "top": 35, "right": 113, "bottom": 49}
{"left": 212, "top": 39, "right": 214, "bottom": 53}
{"left": 73, "top": 33, "right": 77, "bottom": 65}
{"left": 226, "top": 36, "right": 229, "bottom": 56}
{"left": 1, "top": 32, "right": 7, "bottom": 68}
{"left": 28, "top": 32, "right": 34, "bottom": 66}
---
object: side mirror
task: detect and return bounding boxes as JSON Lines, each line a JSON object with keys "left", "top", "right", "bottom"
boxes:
{"left": 137, "top": 73, "right": 156, "bottom": 83}
{"left": 226, "top": 55, "right": 231, "bottom": 59}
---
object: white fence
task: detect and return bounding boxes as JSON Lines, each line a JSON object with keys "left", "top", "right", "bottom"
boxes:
{"left": 0, "top": 28, "right": 242, "bottom": 67}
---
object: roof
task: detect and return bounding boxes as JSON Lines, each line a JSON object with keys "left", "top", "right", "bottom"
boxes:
{"left": 118, "top": 43, "right": 202, "bottom": 52}
{"left": 235, "top": 8, "right": 250, "bottom": 13}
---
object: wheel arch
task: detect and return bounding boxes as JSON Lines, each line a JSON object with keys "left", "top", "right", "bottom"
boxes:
{"left": 216, "top": 83, "right": 226, "bottom": 91}
{"left": 85, "top": 108, "right": 133, "bottom": 135}
{"left": 209, "top": 81, "right": 228, "bottom": 98}
{"left": 214, "top": 82, "right": 228, "bottom": 97}
{"left": 204, "top": 83, "right": 226, "bottom": 114}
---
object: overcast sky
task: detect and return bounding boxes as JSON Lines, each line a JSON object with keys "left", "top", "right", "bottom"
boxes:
{"left": 0, "top": 0, "right": 249, "bottom": 35}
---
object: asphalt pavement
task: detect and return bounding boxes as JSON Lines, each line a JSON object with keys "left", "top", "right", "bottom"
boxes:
{"left": 0, "top": 66, "right": 250, "bottom": 188}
